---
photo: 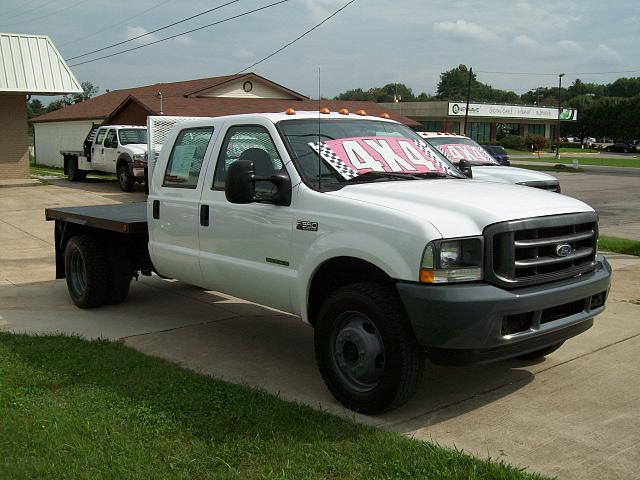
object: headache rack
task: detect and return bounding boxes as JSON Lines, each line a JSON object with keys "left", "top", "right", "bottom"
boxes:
{"left": 484, "top": 212, "right": 598, "bottom": 288}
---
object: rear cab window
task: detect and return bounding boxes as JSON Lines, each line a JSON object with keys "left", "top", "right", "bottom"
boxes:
{"left": 163, "top": 127, "right": 214, "bottom": 189}
{"left": 94, "top": 129, "right": 107, "bottom": 145}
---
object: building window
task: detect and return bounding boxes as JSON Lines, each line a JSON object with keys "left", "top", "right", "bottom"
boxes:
{"left": 496, "top": 123, "right": 519, "bottom": 139}
{"left": 527, "top": 124, "right": 545, "bottom": 136}
{"left": 468, "top": 122, "right": 491, "bottom": 143}
{"left": 420, "top": 121, "right": 444, "bottom": 132}
{"left": 550, "top": 124, "right": 557, "bottom": 141}
{"left": 449, "top": 122, "right": 461, "bottom": 134}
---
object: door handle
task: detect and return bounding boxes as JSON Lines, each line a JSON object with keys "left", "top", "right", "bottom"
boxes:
{"left": 152, "top": 200, "right": 160, "bottom": 219}
{"left": 200, "top": 204, "right": 209, "bottom": 227}
{"left": 101, "top": 148, "right": 104, "bottom": 154}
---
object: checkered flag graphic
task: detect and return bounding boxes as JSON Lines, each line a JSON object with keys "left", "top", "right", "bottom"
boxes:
{"left": 310, "top": 142, "right": 359, "bottom": 180}
{"left": 413, "top": 139, "right": 456, "bottom": 175}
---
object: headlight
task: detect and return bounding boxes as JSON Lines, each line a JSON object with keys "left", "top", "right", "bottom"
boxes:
{"left": 133, "top": 153, "right": 145, "bottom": 161}
{"left": 420, "top": 236, "right": 483, "bottom": 283}
{"left": 132, "top": 153, "right": 146, "bottom": 167}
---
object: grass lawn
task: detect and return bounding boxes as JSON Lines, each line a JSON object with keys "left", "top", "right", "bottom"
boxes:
{"left": 599, "top": 236, "right": 640, "bottom": 256}
{"left": 558, "top": 147, "right": 598, "bottom": 154}
{"left": 519, "top": 156, "right": 640, "bottom": 168}
{"left": 29, "top": 160, "right": 66, "bottom": 178}
{"left": 0, "top": 333, "right": 546, "bottom": 479}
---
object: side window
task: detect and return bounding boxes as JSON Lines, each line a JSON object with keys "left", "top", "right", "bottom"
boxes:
{"left": 163, "top": 127, "right": 214, "bottom": 189}
{"left": 104, "top": 129, "right": 118, "bottom": 148}
{"left": 95, "top": 129, "right": 107, "bottom": 145}
{"left": 213, "top": 125, "right": 283, "bottom": 195}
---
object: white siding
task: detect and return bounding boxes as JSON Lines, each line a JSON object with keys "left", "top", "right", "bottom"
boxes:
{"left": 198, "top": 79, "right": 299, "bottom": 99}
{"left": 34, "top": 120, "right": 103, "bottom": 167}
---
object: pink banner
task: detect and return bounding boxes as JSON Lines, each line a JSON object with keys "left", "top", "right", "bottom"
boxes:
{"left": 309, "top": 136, "right": 453, "bottom": 180}
{"left": 435, "top": 143, "right": 497, "bottom": 165}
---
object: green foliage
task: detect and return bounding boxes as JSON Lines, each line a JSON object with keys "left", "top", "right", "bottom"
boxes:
{"left": 436, "top": 64, "right": 521, "bottom": 103}
{"left": 27, "top": 99, "right": 45, "bottom": 118}
{"left": 44, "top": 81, "right": 100, "bottom": 114}
{"left": 335, "top": 83, "right": 425, "bottom": 102}
{"left": 498, "top": 134, "right": 524, "bottom": 150}
{"left": 598, "top": 236, "right": 640, "bottom": 256}
{"left": 0, "top": 333, "right": 547, "bottom": 479}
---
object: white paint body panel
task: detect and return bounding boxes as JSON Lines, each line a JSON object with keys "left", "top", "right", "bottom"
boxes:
{"left": 147, "top": 112, "right": 595, "bottom": 324}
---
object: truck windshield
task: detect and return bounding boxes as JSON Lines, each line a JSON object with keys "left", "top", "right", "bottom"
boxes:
{"left": 278, "top": 119, "right": 462, "bottom": 191}
{"left": 426, "top": 137, "right": 499, "bottom": 166}
{"left": 118, "top": 129, "right": 148, "bottom": 145}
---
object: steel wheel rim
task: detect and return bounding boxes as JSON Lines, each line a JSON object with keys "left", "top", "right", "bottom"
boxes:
{"left": 330, "top": 311, "right": 386, "bottom": 393}
{"left": 119, "top": 169, "right": 127, "bottom": 185}
{"left": 69, "top": 249, "right": 87, "bottom": 296}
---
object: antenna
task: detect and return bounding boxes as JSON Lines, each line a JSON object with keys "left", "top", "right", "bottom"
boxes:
{"left": 318, "top": 67, "right": 321, "bottom": 192}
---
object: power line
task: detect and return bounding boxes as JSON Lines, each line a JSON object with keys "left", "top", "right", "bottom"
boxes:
{"left": 236, "top": 0, "right": 356, "bottom": 74}
{"left": 0, "top": 0, "right": 92, "bottom": 27}
{"left": 59, "top": 0, "right": 174, "bottom": 47}
{"left": 68, "top": 0, "right": 289, "bottom": 67}
{"left": 65, "top": 0, "right": 242, "bottom": 61}
{"left": 477, "top": 68, "right": 640, "bottom": 76}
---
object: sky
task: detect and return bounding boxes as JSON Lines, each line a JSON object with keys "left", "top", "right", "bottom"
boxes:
{"left": 2, "top": 0, "right": 639, "bottom": 101}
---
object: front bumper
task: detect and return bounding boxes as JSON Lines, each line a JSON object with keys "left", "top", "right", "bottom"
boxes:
{"left": 397, "top": 255, "right": 611, "bottom": 365}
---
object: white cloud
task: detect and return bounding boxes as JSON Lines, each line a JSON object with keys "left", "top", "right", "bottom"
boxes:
{"left": 513, "top": 35, "right": 540, "bottom": 49}
{"left": 174, "top": 36, "right": 196, "bottom": 46}
{"left": 433, "top": 19, "right": 499, "bottom": 43}
{"left": 232, "top": 48, "right": 254, "bottom": 59}
{"left": 125, "top": 26, "right": 159, "bottom": 44}
{"left": 594, "top": 44, "right": 622, "bottom": 63}
{"left": 557, "top": 40, "right": 583, "bottom": 54}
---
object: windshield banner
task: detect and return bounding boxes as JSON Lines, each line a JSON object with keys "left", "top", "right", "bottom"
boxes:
{"left": 309, "top": 137, "right": 453, "bottom": 180}
{"left": 436, "top": 144, "right": 496, "bottom": 165}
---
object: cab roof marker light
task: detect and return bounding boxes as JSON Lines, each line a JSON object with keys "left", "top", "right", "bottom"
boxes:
{"left": 380, "top": 112, "right": 390, "bottom": 119}
{"left": 320, "top": 107, "right": 331, "bottom": 114}
{"left": 356, "top": 109, "right": 367, "bottom": 116}
{"left": 285, "top": 108, "right": 296, "bottom": 115}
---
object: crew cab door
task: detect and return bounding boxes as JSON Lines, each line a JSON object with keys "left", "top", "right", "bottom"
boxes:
{"left": 102, "top": 129, "right": 119, "bottom": 173}
{"left": 147, "top": 125, "right": 216, "bottom": 286}
{"left": 91, "top": 128, "right": 108, "bottom": 168}
{"left": 198, "top": 122, "right": 295, "bottom": 312}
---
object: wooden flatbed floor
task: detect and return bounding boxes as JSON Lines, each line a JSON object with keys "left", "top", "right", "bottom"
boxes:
{"left": 45, "top": 202, "right": 147, "bottom": 234}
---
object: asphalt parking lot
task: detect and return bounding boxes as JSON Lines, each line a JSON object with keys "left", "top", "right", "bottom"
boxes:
{"left": 1, "top": 174, "right": 639, "bottom": 479}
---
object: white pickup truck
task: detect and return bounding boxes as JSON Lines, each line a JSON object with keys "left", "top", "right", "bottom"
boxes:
{"left": 418, "top": 132, "right": 561, "bottom": 192}
{"left": 46, "top": 110, "right": 611, "bottom": 414}
{"left": 61, "top": 125, "right": 148, "bottom": 192}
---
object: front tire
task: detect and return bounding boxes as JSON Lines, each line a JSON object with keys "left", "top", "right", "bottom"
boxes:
{"left": 314, "top": 283, "right": 424, "bottom": 414}
{"left": 118, "top": 164, "right": 134, "bottom": 192}
{"left": 64, "top": 235, "right": 109, "bottom": 308}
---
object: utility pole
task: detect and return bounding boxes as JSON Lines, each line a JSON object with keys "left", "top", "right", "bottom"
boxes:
{"left": 463, "top": 67, "right": 472, "bottom": 136}
{"left": 555, "top": 73, "right": 565, "bottom": 160}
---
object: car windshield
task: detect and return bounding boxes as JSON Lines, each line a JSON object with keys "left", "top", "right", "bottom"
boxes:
{"left": 278, "top": 119, "right": 463, "bottom": 191}
{"left": 483, "top": 145, "right": 506, "bottom": 155}
{"left": 426, "top": 137, "right": 499, "bottom": 166}
{"left": 118, "top": 129, "right": 147, "bottom": 145}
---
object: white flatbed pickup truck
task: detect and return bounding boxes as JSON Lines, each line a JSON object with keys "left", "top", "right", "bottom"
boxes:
{"left": 45, "top": 110, "right": 611, "bottom": 414}
{"left": 61, "top": 124, "right": 148, "bottom": 192}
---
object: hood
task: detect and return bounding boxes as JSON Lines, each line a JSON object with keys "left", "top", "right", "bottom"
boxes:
{"left": 327, "top": 179, "right": 592, "bottom": 238}
{"left": 471, "top": 165, "right": 557, "bottom": 184}
{"left": 122, "top": 144, "right": 147, "bottom": 155}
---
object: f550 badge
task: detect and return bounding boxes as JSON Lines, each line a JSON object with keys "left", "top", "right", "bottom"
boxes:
{"left": 296, "top": 220, "right": 318, "bottom": 232}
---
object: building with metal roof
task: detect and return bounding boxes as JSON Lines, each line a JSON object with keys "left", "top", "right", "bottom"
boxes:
{"left": 0, "top": 32, "right": 81, "bottom": 179}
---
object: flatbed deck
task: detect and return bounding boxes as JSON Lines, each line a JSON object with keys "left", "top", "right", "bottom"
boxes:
{"left": 45, "top": 202, "right": 147, "bottom": 234}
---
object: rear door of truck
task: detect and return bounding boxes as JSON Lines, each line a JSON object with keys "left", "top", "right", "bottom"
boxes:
{"left": 147, "top": 123, "right": 218, "bottom": 286}
{"left": 91, "top": 128, "right": 108, "bottom": 169}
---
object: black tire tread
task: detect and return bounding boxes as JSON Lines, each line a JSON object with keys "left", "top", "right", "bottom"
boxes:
{"left": 314, "top": 282, "right": 424, "bottom": 414}
{"left": 64, "top": 235, "right": 109, "bottom": 308}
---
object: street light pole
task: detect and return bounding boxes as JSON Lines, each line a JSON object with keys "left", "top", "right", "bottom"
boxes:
{"left": 556, "top": 73, "right": 565, "bottom": 160}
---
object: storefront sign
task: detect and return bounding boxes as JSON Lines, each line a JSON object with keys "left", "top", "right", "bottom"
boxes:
{"left": 448, "top": 102, "right": 577, "bottom": 121}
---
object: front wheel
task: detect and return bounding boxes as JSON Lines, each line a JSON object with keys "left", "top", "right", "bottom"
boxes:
{"left": 118, "top": 164, "right": 134, "bottom": 192}
{"left": 314, "top": 283, "right": 424, "bottom": 414}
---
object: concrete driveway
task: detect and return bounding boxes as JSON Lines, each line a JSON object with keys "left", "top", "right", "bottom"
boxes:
{"left": 1, "top": 177, "right": 639, "bottom": 480}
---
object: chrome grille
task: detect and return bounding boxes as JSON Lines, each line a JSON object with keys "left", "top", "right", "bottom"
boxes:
{"left": 484, "top": 213, "right": 598, "bottom": 288}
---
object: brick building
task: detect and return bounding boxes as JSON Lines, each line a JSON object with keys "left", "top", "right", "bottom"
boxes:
{"left": 0, "top": 33, "right": 81, "bottom": 179}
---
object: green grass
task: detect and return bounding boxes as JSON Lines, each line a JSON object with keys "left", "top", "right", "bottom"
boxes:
{"left": 599, "top": 236, "right": 640, "bottom": 256}
{"left": 558, "top": 147, "right": 598, "bottom": 154}
{"left": 0, "top": 333, "right": 546, "bottom": 479}
{"left": 29, "top": 160, "right": 66, "bottom": 178}
{"left": 519, "top": 156, "right": 640, "bottom": 168}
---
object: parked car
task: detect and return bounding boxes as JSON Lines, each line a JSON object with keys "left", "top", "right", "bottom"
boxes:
{"left": 419, "top": 132, "right": 560, "bottom": 192}
{"left": 604, "top": 142, "right": 637, "bottom": 153}
{"left": 480, "top": 144, "right": 511, "bottom": 165}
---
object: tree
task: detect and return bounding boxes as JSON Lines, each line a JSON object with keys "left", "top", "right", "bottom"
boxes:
{"left": 27, "top": 99, "right": 45, "bottom": 118}
{"left": 45, "top": 81, "right": 100, "bottom": 113}
{"left": 436, "top": 64, "right": 475, "bottom": 100}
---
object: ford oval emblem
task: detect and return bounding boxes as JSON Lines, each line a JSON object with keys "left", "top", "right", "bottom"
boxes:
{"left": 555, "top": 243, "right": 573, "bottom": 257}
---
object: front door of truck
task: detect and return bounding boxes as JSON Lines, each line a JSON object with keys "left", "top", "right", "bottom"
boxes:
{"left": 198, "top": 122, "right": 295, "bottom": 312}
{"left": 147, "top": 125, "right": 216, "bottom": 286}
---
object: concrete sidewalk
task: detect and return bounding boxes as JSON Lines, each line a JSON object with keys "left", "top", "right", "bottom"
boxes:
{"left": 1, "top": 180, "right": 639, "bottom": 479}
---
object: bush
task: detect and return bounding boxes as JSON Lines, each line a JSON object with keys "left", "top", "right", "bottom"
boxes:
{"left": 498, "top": 134, "right": 524, "bottom": 150}
{"left": 525, "top": 134, "right": 550, "bottom": 152}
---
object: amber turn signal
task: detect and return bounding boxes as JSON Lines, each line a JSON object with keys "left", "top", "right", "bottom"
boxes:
{"left": 419, "top": 269, "right": 435, "bottom": 283}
